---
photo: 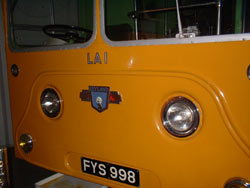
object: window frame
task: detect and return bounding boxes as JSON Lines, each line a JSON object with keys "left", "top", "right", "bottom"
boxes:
{"left": 100, "top": 0, "right": 250, "bottom": 47}
{"left": 7, "top": 0, "right": 97, "bottom": 52}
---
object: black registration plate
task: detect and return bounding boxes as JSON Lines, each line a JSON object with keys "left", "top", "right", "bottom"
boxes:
{"left": 81, "top": 157, "right": 140, "bottom": 187}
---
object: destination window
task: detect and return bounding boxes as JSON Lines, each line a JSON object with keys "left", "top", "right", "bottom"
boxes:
{"left": 8, "top": 0, "right": 93, "bottom": 48}
{"left": 104, "top": 0, "right": 250, "bottom": 41}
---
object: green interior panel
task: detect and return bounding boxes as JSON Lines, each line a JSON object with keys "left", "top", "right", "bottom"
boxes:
{"left": 79, "top": 0, "right": 93, "bottom": 30}
{"left": 105, "top": 0, "right": 134, "bottom": 29}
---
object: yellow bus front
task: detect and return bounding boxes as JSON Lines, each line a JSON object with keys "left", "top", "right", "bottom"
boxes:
{"left": 4, "top": 0, "right": 250, "bottom": 187}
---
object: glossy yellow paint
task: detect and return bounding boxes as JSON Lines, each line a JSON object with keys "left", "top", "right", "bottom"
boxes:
{"left": 3, "top": 1, "right": 250, "bottom": 188}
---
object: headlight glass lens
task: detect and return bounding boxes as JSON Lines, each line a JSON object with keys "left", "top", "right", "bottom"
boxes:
{"left": 19, "top": 134, "right": 33, "bottom": 153}
{"left": 40, "top": 88, "right": 61, "bottom": 118}
{"left": 162, "top": 97, "right": 199, "bottom": 137}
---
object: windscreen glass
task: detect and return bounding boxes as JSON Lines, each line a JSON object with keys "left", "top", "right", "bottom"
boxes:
{"left": 105, "top": 0, "right": 250, "bottom": 41}
{"left": 9, "top": 0, "right": 93, "bottom": 48}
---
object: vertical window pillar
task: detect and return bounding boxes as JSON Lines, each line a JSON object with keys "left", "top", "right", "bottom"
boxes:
{"left": 235, "top": 0, "right": 243, "bottom": 33}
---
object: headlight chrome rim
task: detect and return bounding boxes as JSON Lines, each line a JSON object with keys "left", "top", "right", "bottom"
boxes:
{"left": 225, "top": 178, "right": 250, "bottom": 188}
{"left": 19, "top": 134, "right": 33, "bottom": 154}
{"left": 162, "top": 96, "right": 200, "bottom": 137}
{"left": 40, "top": 88, "right": 61, "bottom": 118}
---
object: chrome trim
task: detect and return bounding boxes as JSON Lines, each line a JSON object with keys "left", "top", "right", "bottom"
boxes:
{"left": 217, "top": 0, "right": 222, "bottom": 35}
{"left": 225, "top": 178, "right": 250, "bottom": 188}
{"left": 100, "top": 0, "right": 250, "bottom": 47}
{"left": 7, "top": 0, "right": 97, "bottom": 52}
{"left": 162, "top": 97, "right": 200, "bottom": 137}
{"left": 19, "top": 134, "right": 33, "bottom": 154}
{"left": 175, "top": 0, "right": 183, "bottom": 36}
{"left": 133, "top": 0, "right": 138, "bottom": 40}
{"left": 128, "top": 1, "right": 218, "bottom": 17}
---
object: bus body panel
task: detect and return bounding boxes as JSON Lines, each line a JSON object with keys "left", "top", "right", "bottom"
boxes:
{"left": 3, "top": 0, "right": 250, "bottom": 187}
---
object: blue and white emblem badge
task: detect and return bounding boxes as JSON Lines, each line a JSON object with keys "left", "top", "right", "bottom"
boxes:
{"left": 89, "top": 86, "right": 109, "bottom": 112}
{"left": 80, "top": 86, "right": 122, "bottom": 113}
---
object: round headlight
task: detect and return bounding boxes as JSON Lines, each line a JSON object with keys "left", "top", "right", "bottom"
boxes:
{"left": 40, "top": 88, "right": 61, "bottom": 118}
{"left": 225, "top": 178, "right": 250, "bottom": 188}
{"left": 19, "top": 134, "right": 33, "bottom": 154}
{"left": 162, "top": 97, "right": 199, "bottom": 137}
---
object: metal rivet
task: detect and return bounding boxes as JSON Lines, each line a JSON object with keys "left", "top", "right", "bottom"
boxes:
{"left": 19, "top": 134, "right": 33, "bottom": 154}
{"left": 11, "top": 64, "right": 19, "bottom": 77}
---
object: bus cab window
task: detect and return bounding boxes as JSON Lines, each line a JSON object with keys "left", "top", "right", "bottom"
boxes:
{"left": 105, "top": 0, "right": 250, "bottom": 41}
{"left": 8, "top": 0, "right": 93, "bottom": 48}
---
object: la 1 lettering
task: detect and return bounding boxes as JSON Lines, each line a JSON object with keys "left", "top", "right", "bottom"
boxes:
{"left": 87, "top": 52, "right": 107, "bottom": 64}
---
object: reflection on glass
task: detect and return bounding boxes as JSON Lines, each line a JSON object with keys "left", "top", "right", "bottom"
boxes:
{"left": 9, "top": 0, "right": 93, "bottom": 48}
{"left": 105, "top": 0, "right": 250, "bottom": 41}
